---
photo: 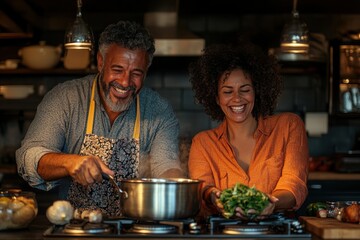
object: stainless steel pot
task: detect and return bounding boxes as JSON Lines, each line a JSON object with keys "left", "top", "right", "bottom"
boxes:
{"left": 103, "top": 174, "right": 203, "bottom": 220}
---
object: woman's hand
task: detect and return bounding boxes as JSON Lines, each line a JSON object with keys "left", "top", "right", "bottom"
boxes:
{"left": 260, "top": 194, "right": 278, "bottom": 215}
{"left": 234, "top": 194, "right": 279, "bottom": 220}
{"left": 209, "top": 187, "right": 279, "bottom": 220}
{"left": 209, "top": 188, "right": 224, "bottom": 213}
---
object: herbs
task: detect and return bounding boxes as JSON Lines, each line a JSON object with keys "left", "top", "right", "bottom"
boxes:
{"left": 219, "top": 183, "right": 269, "bottom": 219}
{"left": 306, "top": 202, "right": 327, "bottom": 217}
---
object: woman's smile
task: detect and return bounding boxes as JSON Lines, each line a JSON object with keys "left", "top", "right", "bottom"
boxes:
{"left": 229, "top": 105, "right": 245, "bottom": 113}
{"left": 217, "top": 69, "right": 255, "bottom": 124}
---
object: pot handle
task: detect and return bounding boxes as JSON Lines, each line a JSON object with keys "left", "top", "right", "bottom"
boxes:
{"left": 101, "top": 172, "right": 128, "bottom": 199}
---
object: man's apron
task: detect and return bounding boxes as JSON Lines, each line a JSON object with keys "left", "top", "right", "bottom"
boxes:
{"left": 67, "top": 77, "right": 140, "bottom": 217}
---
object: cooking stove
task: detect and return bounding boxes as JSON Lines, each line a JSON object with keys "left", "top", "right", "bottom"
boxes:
{"left": 43, "top": 213, "right": 312, "bottom": 239}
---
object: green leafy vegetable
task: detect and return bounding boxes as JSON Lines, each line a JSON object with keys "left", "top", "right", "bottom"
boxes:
{"left": 219, "top": 183, "right": 269, "bottom": 219}
{"left": 306, "top": 202, "right": 327, "bottom": 216}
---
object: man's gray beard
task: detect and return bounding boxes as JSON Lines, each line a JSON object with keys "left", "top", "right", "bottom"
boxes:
{"left": 99, "top": 73, "right": 136, "bottom": 113}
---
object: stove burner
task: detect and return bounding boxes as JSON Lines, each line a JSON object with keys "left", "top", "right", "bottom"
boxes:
{"left": 63, "top": 219, "right": 113, "bottom": 234}
{"left": 43, "top": 213, "right": 312, "bottom": 239}
{"left": 130, "top": 223, "right": 177, "bottom": 234}
{"left": 223, "top": 225, "right": 270, "bottom": 235}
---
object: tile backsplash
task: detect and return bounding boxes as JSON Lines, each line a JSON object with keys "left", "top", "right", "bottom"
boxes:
{"left": 1, "top": 66, "right": 359, "bottom": 165}
{"left": 146, "top": 62, "right": 360, "bottom": 158}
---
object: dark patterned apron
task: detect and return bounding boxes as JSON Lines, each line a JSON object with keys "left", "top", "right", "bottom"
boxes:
{"left": 67, "top": 76, "right": 140, "bottom": 217}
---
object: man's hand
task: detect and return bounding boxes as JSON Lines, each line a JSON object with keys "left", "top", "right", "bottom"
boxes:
{"left": 38, "top": 153, "right": 114, "bottom": 186}
{"left": 67, "top": 155, "right": 114, "bottom": 186}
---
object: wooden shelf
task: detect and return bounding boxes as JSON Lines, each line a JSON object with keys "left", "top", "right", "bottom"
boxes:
{"left": 0, "top": 165, "right": 17, "bottom": 174}
{"left": 0, "top": 67, "right": 97, "bottom": 75}
{"left": 0, "top": 33, "right": 33, "bottom": 39}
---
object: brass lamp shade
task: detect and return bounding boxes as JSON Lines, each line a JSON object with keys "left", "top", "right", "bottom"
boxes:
{"left": 64, "top": 0, "right": 93, "bottom": 50}
{"left": 280, "top": 0, "right": 309, "bottom": 54}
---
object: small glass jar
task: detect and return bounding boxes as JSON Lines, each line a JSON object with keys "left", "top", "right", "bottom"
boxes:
{"left": 0, "top": 189, "right": 38, "bottom": 230}
{"left": 326, "top": 201, "right": 345, "bottom": 218}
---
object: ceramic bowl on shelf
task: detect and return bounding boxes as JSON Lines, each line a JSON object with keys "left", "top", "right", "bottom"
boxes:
{"left": 0, "top": 85, "right": 34, "bottom": 99}
{"left": 18, "top": 41, "right": 62, "bottom": 70}
{"left": 0, "top": 59, "right": 20, "bottom": 69}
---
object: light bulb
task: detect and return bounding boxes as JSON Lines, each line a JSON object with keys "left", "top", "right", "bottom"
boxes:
{"left": 64, "top": 0, "right": 93, "bottom": 50}
{"left": 280, "top": 0, "right": 309, "bottom": 54}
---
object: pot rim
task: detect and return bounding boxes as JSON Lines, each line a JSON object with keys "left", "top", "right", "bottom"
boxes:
{"left": 120, "top": 178, "right": 203, "bottom": 184}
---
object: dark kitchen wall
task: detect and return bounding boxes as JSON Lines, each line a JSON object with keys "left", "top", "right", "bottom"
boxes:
{"left": 141, "top": 7, "right": 360, "bottom": 157}
{"left": 1, "top": 0, "right": 360, "bottom": 167}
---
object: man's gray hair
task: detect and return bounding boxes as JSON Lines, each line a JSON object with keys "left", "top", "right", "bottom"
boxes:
{"left": 98, "top": 20, "right": 155, "bottom": 66}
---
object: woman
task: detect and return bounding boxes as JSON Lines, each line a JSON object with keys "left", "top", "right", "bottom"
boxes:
{"left": 188, "top": 42, "right": 309, "bottom": 219}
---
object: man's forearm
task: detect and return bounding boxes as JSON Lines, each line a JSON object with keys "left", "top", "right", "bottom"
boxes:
{"left": 37, "top": 152, "right": 74, "bottom": 181}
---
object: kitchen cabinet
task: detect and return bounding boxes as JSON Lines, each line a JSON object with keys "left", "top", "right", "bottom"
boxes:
{"left": 328, "top": 39, "right": 360, "bottom": 118}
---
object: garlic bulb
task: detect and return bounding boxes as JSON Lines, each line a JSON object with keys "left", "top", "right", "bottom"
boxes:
{"left": 46, "top": 200, "right": 74, "bottom": 225}
{"left": 73, "top": 208, "right": 82, "bottom": 219}
{"left": 88, "top": 209, "right": 103, "bottom": 223}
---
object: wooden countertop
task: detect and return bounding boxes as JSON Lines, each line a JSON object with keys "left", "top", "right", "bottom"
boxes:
{"left": 300, "top": 216, "right": 360, "bottom": 239}
{"left": 308, "top": 172, "right": 360, "bottom": 180}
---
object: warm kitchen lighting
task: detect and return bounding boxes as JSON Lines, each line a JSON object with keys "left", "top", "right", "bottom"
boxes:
{"left": 63, "top": 0, "right": 93, "bottom": 69}
{"left": 280, "top": 0, "right": 309, "bottom": 54}
{"left": 64, "top": 0, "right": 93, "bottom": 51}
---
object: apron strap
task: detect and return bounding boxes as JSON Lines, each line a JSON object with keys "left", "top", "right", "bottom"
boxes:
{"left": 86, "top": 76, "right": 141, "bottom": 141}
{"left": 133, "top": 95, "right": 140, "bottom": 140}
{"left": 86, "top": 76, "right": 97, "bottom": 134}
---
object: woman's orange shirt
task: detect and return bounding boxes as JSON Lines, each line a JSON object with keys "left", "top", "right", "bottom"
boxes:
{"left": 188, "top": 112, "right": 309, "bottom": 214}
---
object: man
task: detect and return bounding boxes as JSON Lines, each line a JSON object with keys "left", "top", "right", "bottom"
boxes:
{"left": 16, "top": 20, "right": 184, "bottom": 217}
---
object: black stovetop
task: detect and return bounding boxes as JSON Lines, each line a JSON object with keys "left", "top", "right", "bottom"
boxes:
{"left": 43, "top": 214, "right": 312, "bottom": 239}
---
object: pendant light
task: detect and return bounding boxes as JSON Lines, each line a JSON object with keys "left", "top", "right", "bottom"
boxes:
{"left": 63, "top": 0, "right": 93, "bottom": 69}
{"left": 280, "top": 0, "right": 309, "bottom": 54}
{"left": 64, "top": 0, "right": 93, "bottom": 50}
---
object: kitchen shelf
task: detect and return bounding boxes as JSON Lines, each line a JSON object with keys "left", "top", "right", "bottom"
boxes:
{"left": 0, "top": 96, "right": 42, "bottom": 110}
{"left": 0, "top": 67, "right": 97, "bottom": 76}
{"left": 0, "top": 33, "right": 33, "bottom": 39}
{"left": 0, "top": 165, "right": 17, "bottom": 174}
{"left": 0, "top": 68, "right": 97, "bottom": 110}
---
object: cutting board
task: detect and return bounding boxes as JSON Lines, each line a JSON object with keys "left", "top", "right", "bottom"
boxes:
{"left": 300, "top": 216, "right": 360, "bottom": 239}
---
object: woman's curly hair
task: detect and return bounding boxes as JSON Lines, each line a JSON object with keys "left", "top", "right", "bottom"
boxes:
{"left": 188, "top": 41, "right": 283, "bottom": 122}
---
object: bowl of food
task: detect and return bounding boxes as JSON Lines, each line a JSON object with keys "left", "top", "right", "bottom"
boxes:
{"left": 0, "top": 189, "right": 38, "bottom": 230}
